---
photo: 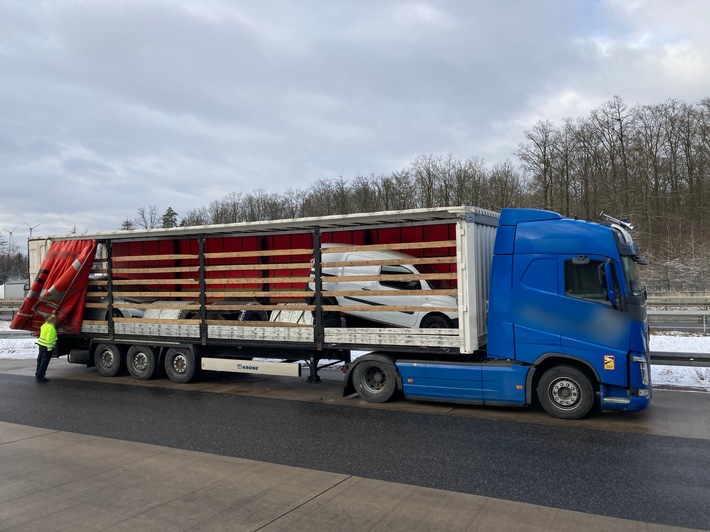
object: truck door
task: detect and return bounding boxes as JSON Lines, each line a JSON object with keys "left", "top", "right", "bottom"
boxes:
{"left": 556, "top": 255, "right": 630, "bottom": 388}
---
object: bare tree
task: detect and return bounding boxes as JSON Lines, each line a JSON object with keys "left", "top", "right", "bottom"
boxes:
{"left": 135, "top": 205, "right": 159, "bottom": 229}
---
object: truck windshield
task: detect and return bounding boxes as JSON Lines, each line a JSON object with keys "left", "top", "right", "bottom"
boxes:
{"left": 621, "top": 256, "right": 643, "bottom": 297}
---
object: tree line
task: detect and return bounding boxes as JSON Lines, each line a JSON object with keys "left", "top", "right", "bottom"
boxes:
{"left": 123, "top": 96, "right": 710, "bottom": 292}
{"left": 0, "top": 238, "right": 29, "bottom": 284}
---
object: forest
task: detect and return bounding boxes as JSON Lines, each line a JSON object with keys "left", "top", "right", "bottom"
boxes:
{"left": 0, "top": 239, "right": 28, "bottom": 284}
{"left": 124, "top": 97, "right": 710, "bottom": 292}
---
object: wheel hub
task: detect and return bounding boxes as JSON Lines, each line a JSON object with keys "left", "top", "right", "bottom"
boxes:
{"left": 172, "top": 354, "right": 187, "bottom": 374}
{"left": 550, "top": 378, "right": 580, "bottom": 408}
{"left": 133, "top": 352, "right": 148, "bottom": 371}
{"left": 100, "top": 350, "right": 114, "bottom": 368}
{"left": 364, "top": 367, "right": 386, "bottom": 392}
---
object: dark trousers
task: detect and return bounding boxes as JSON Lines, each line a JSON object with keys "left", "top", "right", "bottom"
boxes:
{"left": 35, "top": 346, "right": 52, "bottom": 380}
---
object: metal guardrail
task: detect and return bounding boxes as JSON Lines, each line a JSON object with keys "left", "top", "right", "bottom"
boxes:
{"left": 650, "top": 351, "right": 710, "bottom": 367}
{"left": 647, "top": 310, "right": 709, "bottom": 333}
{"left": 647, "top": 293, "right": 710, "bottom": 307}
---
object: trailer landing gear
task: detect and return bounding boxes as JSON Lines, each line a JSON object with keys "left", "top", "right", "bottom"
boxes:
{"left": 306, "top": 355, "right": 321, "bottom": 384}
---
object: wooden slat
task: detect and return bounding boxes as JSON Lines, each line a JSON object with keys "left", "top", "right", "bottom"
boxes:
{"left": 204, "top": 262, "right": 313, "bottom": 272}
{"left": 112, "top": 279, "right": 199, "bottom": 285}
{"left": 203, "top": 304, "right": 314, "bottom": 311}
{"left": 112, "top": 254, "right": 199, "bottom": 262}
{"left": 87, "top": 280, "right": 108, "bottom": 285}
{"left": 82, "top": 319, "right": 108, "bottom": 325}
{"left": 322, "top": 257, "right": 457, "bottom": 268}
{"left": 84, "top": 303, "right": 108, "bottom": 309}
{"left": 206, "top": 320, "right": 312, "bottom": 328}
{"left": 204, "top": 248, "right": 313, "bottom": 259}
{"left": 114, "top": 318, "right": 201, "bottom": 324}
{"left": 86, "top": 292, "right": 108, "bottom": 297}
{"left": 323, "top": 305, "right": 457, "bottom": 313}
{"left": 322, "top": 289, "right": 457, "bottom": 297}
{"left": 114, "top": 292, "right": 201, "bottom": 298}
{"left": 323, "top": 273, "right": 456, "bottom": 283}
{"left": 205, "top": 276, "right": 313, "bottom": 284}
{"left": 112, "top": 266, "right": 200, "bottom": 274}
{"left": 321, "top": 241, "right": 455, "bottom": 253}
{"left": 205, "top": 290, "right": 311, "bottom": 298}
{"left": 112, "top": 303, "right": 200, "bottom": 310}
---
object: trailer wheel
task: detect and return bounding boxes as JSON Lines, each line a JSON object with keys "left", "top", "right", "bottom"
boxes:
{"left": 537, "top": 365, "right": 594, "bottom": 420}
{"left": 94, "top": 343, "right": 124, "bottom": 377}
{"left": 126, "top": 345, "right": 156, "bottom": 380}
{"left": 164, "top": 347, "right": 196, "bottom": 384}
{"left": 353, "top": 359, "right": 397, "bottom": 403}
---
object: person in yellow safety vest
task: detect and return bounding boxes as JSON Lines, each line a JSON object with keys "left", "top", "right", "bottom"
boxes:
{"left": 36, "top": 314, "right": 57, "bottom": 383}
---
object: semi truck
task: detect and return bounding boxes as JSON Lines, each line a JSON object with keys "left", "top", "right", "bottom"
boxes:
{"left": 14, "top": 206, "right": 651, "bottom": 419}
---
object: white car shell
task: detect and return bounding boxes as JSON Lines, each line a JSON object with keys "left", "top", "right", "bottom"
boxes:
{"left": 313, "top": 246, "right": 458, "bottom": 328}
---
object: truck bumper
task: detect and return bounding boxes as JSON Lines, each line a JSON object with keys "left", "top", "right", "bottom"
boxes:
{"left": 600, "top": 384, "right": 652, "bottom": 412}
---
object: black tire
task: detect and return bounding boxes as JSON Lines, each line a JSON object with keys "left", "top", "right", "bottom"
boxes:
{"left": 126, "top": 345, "right": 157, "bottom": 380}
{"left": 94, "top": 343, "right": 124, "bottom": 377}
{"left": 164, "top": 347, "right": 196, "bottom": 384}
{"left": 352, "top": 359, "right": 397, "bottom": 403}
{"left": 105, "top": 309, "right": 122, "bottom": 321}
{"left": 537, "top": 365, "right": 595, "bottom": 419}
{"left": 420, "top": 314, "right": 452, "bottom": 329}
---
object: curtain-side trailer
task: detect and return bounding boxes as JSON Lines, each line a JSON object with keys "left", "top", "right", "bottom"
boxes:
{"left": 19, "top": 206, "right": 652, "bottom": 419}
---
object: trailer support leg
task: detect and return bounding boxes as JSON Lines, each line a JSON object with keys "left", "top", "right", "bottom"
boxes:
{"left": 306, "top": 355, "right": 321, "bottom": 384}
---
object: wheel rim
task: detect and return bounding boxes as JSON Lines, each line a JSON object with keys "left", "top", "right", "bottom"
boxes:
{"left": 171, "top": 353, "right": 187, "bottom": 374}
{"left": 100, "top": 349, "right": 114, "bottom": 369}
{"left": 133, "top": 352, "right": 148, "bottom": 372}
{"left": 363, "top": 366, "right": 386, "bottom": 393}
{"left": 548, "top": 377, "right": 581, "bottom": 409}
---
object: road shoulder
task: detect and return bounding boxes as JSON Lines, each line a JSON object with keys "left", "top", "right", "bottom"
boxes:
{"left": 0, "top": 422, "right": 693, "bottom": 531}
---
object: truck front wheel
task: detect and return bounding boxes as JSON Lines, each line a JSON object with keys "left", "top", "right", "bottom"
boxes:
{"left": 126, "top": 345, "right": 157, "bottom": 380}
{"left": 353, "top": 359, "right": 397, "bottom": 403}
{"left": 94, "top": 343, "right": 124, "bottom": 377}
{"left": 164, "top": 347, "right": 196, "bottom": 384}
{"left": 537, "top": 365, "right": 594, "bottom": 420}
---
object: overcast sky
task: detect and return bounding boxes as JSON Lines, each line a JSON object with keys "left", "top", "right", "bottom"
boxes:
{"left": 1, "top": 0, "right": 709, "bottom": 242}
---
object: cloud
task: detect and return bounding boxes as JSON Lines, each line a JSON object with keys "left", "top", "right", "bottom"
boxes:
{"left": 0, "top": 0, "right": 709, "bottom": 242}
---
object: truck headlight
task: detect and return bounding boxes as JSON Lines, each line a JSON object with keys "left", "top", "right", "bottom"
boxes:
{"left": 632, "top": 355, "right": 649, "bottom": 386}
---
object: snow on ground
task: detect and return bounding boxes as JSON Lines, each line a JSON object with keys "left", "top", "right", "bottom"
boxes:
{"left": 0, "top": 337, "right": 37, "bottom": 359}
{"left": 0, "top": 321, "right": 708, "bottom": 390}
{"left": 650, "top": 334, "right": 710, "bottom": 390}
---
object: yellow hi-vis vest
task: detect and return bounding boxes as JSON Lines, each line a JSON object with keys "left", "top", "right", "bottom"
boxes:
{"left": 38, "top": 322, "right": 57, "bottom": 350}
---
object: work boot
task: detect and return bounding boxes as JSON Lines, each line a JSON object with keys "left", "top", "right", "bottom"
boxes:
{"left": 36, "top": 378, "right": 49, "bottom": 383}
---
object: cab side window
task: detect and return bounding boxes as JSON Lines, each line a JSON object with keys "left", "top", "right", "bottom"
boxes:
{"left": 564, "top": 258, "right": 618, "bottom": 306}
{"left": 380, "top": 265, "right": 421, "bottom": 290}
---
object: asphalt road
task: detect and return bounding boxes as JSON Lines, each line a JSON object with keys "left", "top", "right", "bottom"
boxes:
{"left": 0, "top": 374, "right": 708, "bottom": 529}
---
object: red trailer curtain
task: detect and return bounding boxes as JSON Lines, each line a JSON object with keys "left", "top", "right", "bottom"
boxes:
{"left": 11, "top": 239, "right": 97, "bottom": 335}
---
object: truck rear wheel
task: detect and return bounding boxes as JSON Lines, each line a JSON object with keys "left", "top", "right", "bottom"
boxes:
{"left": 94, "top": 343, "right": 124, "bottom": 377}
{"left": 353, "top": 359, "right": 397, "bottom": 403}
{"left": 164, "top": 347, "right": 196, "bottom": 384}
{"left": 537, "top": 365, "right": 594, "bottom": 420}
{"left": 126, "top": 345, "right": 156, "bottom": 380}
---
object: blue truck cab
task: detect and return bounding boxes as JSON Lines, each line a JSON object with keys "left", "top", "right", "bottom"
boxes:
{"left": 486, "top": 209, "right": 651, "bottom": 418}
{"left": 391, "top": 208, "right": 650, "bottom": 419}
